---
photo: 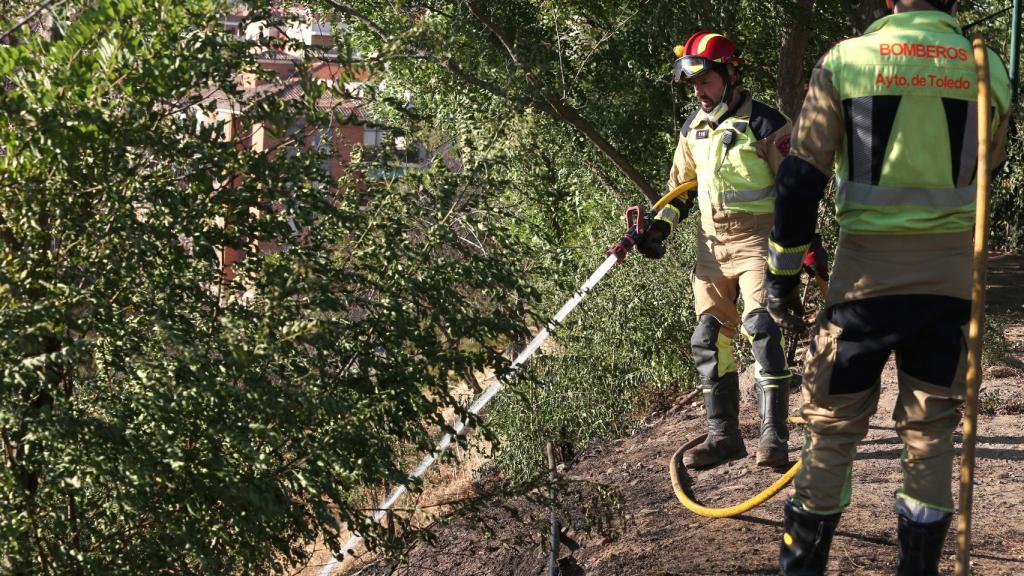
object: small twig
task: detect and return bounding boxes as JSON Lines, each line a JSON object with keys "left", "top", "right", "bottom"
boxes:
{"left": 320, "top": 0, "right": 388, "bottom": 40}
{"left": 462, "top": 0, "right": 658, "bottom": 202}
{"left": 677, "top": 387, "right": 702, "bottom": 407}
{"left": 546, "top": 441, "right": 560, "bottom": 576}
{"left": 0, "top": 0, "right": 69, "bottom": 43}
{"left": 547, "top": 0, "right": 567, "bottom": 100}
{"left": 963, "top": 3, "right": 1013, "bottom": 33}
{"left": 570, "top": 2, "right": 647, "bottom": 88}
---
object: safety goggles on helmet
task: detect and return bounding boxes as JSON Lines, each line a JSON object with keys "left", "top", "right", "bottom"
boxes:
{"left": 672, "top": 55, "right": 719, "bottom": 83}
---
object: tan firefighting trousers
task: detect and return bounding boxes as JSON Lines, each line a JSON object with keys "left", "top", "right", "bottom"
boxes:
{"left": 691, "top": 210, "right": 788, "bottom": 382}
{"left": 792, "top": 232, "right": 972, "bottom": 514}
{"left": 694, "top": 211, "right": 773, "bottom": 328}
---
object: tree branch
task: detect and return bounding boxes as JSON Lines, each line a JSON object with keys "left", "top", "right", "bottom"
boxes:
{"left": 845, "top": 0, "right": 888, "bottom": 34}
{"left": 776, "top": 0, "right": 814, "bottom": 119}
{"left": 319, "top": 0, "right": 387, "bottom": 40}
{"left": 462, "top": 0, "right": 659, "bottom": 203}
{"left": 319, "top": 0, "right": 659, "bottom": 203}
{"left": 0, "top": 0, "right": 69, "bottom": 43}
{"left": 317, "top": 4, "right": 537, "bottom": 111}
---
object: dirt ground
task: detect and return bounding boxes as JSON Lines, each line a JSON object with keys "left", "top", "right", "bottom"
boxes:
{"left": 319, "top": 256, "right": 1024, "bottom": 576}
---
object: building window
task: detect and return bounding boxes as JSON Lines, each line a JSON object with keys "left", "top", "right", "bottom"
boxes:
{"left": 362, "top": 127, "right": 383, "bottom": 148}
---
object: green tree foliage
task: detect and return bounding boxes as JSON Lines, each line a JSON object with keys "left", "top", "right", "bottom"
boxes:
{"left": 321, "top": 1, "right": 703, "bottom": 488}
{"left": 957, "top": 0, "right": 1024, "bottom": 251}
{"left": 0, "top": 0, "right": 534, "bottom": 571}
{"left": 991, "top": 118, "right": 1024, "bottom": 250}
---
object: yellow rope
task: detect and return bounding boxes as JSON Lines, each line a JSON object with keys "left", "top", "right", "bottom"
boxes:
{"left": 669, "top": 434, "right": 801, "bottom": 518}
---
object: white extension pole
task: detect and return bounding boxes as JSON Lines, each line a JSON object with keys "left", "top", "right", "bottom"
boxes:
{"left": 318, "top": 253, "right": 621, "bottom": 576}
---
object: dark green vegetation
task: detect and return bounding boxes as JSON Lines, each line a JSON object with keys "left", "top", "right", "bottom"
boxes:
{"left": 1, "top": 0, "right": 1021, "bottom": 572}
{"left": 0, "top": 0, "right": 530, "bottom": 572}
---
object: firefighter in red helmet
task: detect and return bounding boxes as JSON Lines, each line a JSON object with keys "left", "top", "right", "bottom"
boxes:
{"left": 637, "top": 32, "right": 819, "bottom": 469}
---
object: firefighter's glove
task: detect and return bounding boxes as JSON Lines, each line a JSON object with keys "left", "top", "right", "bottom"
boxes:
{"left": 802, "top": 234, "right": 829, "bottom": 281}
{"left": 668, "top": 196, "right": 693, "bottom": 221}
{"left": 637, "top": 220, "right": 670, "bottom": 259}
{"left": 767, "top": 286, "right": 805, "bottom": 333}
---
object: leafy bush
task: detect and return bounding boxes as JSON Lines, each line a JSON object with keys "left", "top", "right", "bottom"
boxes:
{"left": 0, "top": 1, "right": 532, "bottom": 571}
{"left": 991, "top": 115, "right": 1024, "bottom": 252}
{"left": 487, "top": 205, "right": 699, "bottom": 484}
{"left": 984, "top": 312, "right": 1011, "bottom": 366}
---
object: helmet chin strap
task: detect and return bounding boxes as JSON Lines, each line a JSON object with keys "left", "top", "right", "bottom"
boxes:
{"left": 704, "top": 73, "right": 737, "bottom": 125}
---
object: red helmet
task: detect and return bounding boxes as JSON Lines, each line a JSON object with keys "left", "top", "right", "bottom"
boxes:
{"left": 672, "top": 32, "right": 742, "bottom": 82}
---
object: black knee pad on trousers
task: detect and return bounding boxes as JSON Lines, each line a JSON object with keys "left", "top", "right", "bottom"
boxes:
{"left": 691, "top": 314, "right": 725, "bottom": 383}
{"left": 743, "top": 309, "right": 788, "bottom": 376}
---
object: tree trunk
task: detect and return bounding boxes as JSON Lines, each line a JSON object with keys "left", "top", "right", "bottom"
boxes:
{"left": 776, "top": 0, "right": 815, "bottom": 119}
{"left": 845, "top": 0, "right": 889, "bottom": 35}
{"left": 778, "top": 0, "right": 890, "bottom": 118}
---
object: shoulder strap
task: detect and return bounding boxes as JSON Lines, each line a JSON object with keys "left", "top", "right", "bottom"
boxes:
{"left": 680, "top": 108, "right": 700, "bottom": 137}
{"left": 749, "top": 100, "right": 788, "bottom": 141}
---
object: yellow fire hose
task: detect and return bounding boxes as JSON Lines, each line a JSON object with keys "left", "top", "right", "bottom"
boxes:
{"left": 955, "top": 36, "right": 992, "bottom": 576}
{"left": 670, "top": 434, "right": 802, "bottom": 518}
{"left": 656, "top": 180, "right": 697, "bottom": 211}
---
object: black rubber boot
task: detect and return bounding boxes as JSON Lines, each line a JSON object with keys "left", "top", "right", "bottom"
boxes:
{"left": 779, "top": 499, "right": 841, "bottom": 576}
{"left": 683, "top": 373, "right": 746, "bottom": 469}
{"left": 789, "top": 371, "right": 803, "bottom": 391}
{"left": 756, "top": 378, "right": 790, "bottom": 467}
{"left": 896, "top": 513, "right": 952, "bottom": 576}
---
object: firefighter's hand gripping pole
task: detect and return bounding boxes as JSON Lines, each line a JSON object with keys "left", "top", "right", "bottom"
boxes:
{"left": 956, "top": 36, "right": 993, "bottom": 576}
{"left": 608, "top": 180, "right": 697, "bottom": 262}
{"left": 318, "top": 181, "right": 696, "bottom": 575}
